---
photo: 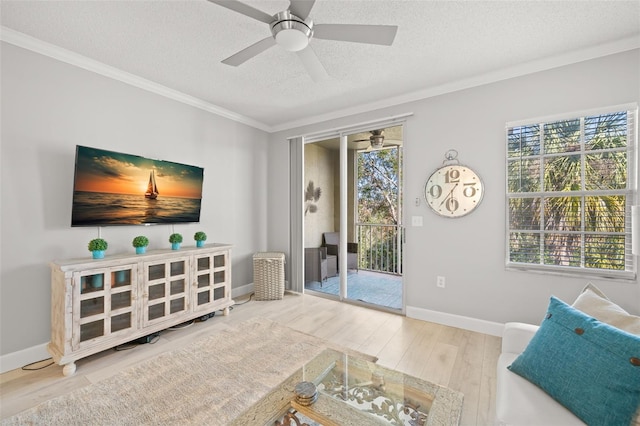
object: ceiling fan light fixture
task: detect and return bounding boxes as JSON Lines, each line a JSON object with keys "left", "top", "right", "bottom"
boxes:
{"left": 275, "top": 28, "right": 309, "bottom": 51}
{"left": 271, "top": 11, "right": 313, "bottom": 52}
{"left": 370, "top": 135, "right": 385, "bottom": 149}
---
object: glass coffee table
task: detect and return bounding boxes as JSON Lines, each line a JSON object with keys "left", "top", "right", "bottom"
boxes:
{"left": 231, "top": 348, "right": 464, "bottom": 426}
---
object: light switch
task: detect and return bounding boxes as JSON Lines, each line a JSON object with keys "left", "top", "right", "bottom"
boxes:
{"left": 412, "top": 216, "right": 423, "bottom": 227}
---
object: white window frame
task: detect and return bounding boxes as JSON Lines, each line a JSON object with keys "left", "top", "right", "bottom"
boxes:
{"left": 505, "top": 103, "right": 638, "bottom": 281}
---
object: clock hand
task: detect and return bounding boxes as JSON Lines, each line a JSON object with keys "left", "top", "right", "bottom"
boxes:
{"left": 440, "top": 183, "right": 458, "bottom": 206}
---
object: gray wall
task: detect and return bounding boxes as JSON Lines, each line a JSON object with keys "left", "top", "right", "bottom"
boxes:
{"left": 2, "top": 40, "right": 638, "bottom": 366}
{"left": 0, "top": 43, "right": 269, "bottom": 357}
{"left": 268, "top": 49, "right": 640, "bottom": 325}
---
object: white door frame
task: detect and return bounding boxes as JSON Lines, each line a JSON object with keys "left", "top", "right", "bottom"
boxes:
{"left": 288, "top": 113, "right": 412, "bottom": 300}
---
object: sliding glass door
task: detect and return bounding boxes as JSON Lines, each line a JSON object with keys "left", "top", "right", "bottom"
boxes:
{"left": 353, "top": 130, "right": 403, "bottom": 310}
{"left": 301, "top": 125, "right": 404, "bottom": 312}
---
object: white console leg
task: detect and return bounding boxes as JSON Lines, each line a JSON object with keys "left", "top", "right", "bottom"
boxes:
{"left": 62, "top": 362, "right": 76, "bottom": 376}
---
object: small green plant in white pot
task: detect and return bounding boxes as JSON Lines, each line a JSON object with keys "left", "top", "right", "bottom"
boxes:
{"left": 132, "top": 236, "right": 149, "bottom": 254}
{"left": 88, "top": 238, "right": 108, "bottom": 259}
{"left": 169, "top": 233, "right": 183, "bottom": 250}
{"left": 194, "top": 231, "right": 207, "bottom": 248}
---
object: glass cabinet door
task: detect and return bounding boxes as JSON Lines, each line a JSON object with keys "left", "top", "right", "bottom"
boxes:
{"left": 213, "top": 253, "right": 228, "bottom": 302}
{"left": 143, "top": 257, "right": 189, "bottom": 326}
{"left": 192, "top": 252, "right": 228, "bottom": 313}
{"left": 110, "top": 268, "right": 135, "bottom": 334}
{"left": 195, "top": 255, "right": 213, "bottom": 309}
{"left": 74, "top": 265, "right": 136, "bottom": 349}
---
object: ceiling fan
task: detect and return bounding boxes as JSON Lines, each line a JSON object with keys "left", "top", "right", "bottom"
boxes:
{"left": 352, "top": 129, "right": 401, "bottom": 151}
{"left": 207, "top": 0, "right": 398, "bottom": 81}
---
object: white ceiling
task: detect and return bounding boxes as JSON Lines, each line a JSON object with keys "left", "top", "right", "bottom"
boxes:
{"left": 1, "top": 0, "right": 639, "bottom": 132}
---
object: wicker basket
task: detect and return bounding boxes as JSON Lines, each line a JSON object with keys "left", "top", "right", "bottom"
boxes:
{"left": 253, "top": 252, "right": 285, "bottom": 301}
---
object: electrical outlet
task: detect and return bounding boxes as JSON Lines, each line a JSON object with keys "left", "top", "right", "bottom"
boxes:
{"left": 437, "top": 276, "right": 446, "bottom": 288}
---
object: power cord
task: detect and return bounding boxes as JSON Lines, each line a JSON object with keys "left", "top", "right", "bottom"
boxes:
{"left": 114, "top": 343, "right": 139, "bottom": 351}
{"left": 168, "top": 319, "right": 195, "bottom": 330}
{"left": 115, "top": 332, "right": 161, "bottom": 351}
{"left": 227, "top": 293, "right": 254, "bottom": 311}
{"left": 22, "top": 358, "right": 54, "bottom": 371}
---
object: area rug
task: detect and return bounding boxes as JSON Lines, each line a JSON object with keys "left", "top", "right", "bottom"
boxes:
{"left": 3, "top": 318, "right": 376, "bottom": 425}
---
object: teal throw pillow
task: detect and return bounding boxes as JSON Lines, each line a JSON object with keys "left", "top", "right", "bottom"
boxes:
{"left": 508, "top": 296, "right": 640, "bottom": 426}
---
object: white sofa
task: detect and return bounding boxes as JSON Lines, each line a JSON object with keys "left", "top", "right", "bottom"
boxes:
{"left": 495, "top": 322, "right": 585, "bottom": 426}
{"left": 496, "top": 284, "right": 640, "bottom": 426}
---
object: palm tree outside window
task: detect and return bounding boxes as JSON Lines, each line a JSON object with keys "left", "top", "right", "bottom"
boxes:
{"left": 506, "top": 106, "right": 637, "bottom": 279}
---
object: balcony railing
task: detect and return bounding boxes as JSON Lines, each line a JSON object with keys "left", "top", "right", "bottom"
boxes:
{"left": 357, "top": 223, "right": 403, "bottom": 275}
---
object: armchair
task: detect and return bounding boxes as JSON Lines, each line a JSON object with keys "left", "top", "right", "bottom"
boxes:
{"left": 322, "top": 232, "right": 358, "bottom": 272}
{"left": 304, "top": 247, "right": 337, "bottom": 286}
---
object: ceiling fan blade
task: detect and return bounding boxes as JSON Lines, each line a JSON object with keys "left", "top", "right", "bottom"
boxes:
{"left": 206, "top": 0, "right": 273, "bottom": 24}
{"left": 222, "top": 37, "right": 277, "bottom": 66}
{"left": 288, "top": 0, "right": 316, "bottom": 20}
{"left": 297, "top": 47, "right": 329, "bottom": 82}
{"left": 314, "top": 24, "right": 398, "bottom": 46}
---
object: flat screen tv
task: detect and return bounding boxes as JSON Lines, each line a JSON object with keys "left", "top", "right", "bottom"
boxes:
{"left": 71, "top": 145, "right": 204, "bottom": 226}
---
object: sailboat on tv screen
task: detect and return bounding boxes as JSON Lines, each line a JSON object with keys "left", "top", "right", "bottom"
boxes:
{"left": 145, "top": 170, "right": 159, "bottom": 199}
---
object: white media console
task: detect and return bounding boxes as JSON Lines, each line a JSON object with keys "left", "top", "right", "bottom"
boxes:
{"left": 49, "top": 243, "right": 234, "bottom": 375}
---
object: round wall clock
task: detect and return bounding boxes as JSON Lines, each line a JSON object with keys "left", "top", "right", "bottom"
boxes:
{"left": 424, "top": 151, "right": 484, "bottom": 218}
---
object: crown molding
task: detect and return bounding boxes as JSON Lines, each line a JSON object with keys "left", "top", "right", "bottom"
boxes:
{"left": 270, "top": 35, "right": 640, "bottom": 133}
{"left": 2, "top": 26, "right": 638, "bottom": 135}
{"left": 0, "top": 26, "right": 272, "bottom": 132}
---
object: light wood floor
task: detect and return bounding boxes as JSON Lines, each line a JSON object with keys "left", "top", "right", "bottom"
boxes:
{"left": 0, "top": 293, "right": 501, "bottom": 425}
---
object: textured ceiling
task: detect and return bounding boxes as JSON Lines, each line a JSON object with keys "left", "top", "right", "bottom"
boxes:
{"left": 2, "top": 0, "right": 639, "bottom": 132}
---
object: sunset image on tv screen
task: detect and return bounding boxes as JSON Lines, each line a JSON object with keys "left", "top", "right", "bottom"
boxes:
{"left": 71, "top": 146, "right": 204, "bottom": 226}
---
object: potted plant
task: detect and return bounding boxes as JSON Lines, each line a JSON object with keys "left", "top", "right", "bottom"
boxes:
{"left": 88, "top": 238, "right": 108, "bottom": 259}
{"left": 132, "top": 236, "right": 149, "bottom": 254}
{"left": 169, "top": 233, "right": 183, "bottom": 250}
{"left": 194, "top": 231, "right": 207, "bottom": 248}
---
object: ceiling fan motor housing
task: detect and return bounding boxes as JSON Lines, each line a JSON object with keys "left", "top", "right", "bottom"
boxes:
{"left": 370, "top": 134, "right": 385, "bottom": 148}
{"left": 270, "top": 11, "right": 313, "bottom": 51}
{"left": 370, "top": 130, "right": 385, "bottom": 148}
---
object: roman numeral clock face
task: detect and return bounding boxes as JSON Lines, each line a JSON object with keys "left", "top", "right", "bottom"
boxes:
{"left": 425, "top": 165, "right": 484, "bottom": 217}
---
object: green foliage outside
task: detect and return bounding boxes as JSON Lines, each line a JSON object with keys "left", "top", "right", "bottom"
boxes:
{"left": 507, "top": 111, "right": 629, "bottom": 271}
{"left": 357, "top": 147, "right": 402, "bottom": 273}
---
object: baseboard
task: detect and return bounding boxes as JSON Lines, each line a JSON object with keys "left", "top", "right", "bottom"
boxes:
{"left": 406, "top": 305, "right": 504, "bottom": 337}
{"left": 231, "top": 281, "right": 290, "bottom": 300}
{"left": 231, "top": 283, "right": 254, "bottom": 299}
{"left": 0, "top": 342, "right": 51, "bottom": 374}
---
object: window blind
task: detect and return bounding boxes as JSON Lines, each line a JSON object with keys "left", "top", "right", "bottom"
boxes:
{"left": 505, "top": 106, "right": 637, "bottom": 280}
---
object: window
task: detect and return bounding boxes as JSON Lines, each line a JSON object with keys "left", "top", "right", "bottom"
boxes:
{"left": 506, "top": 106, "right": 637, "bottom": 279}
